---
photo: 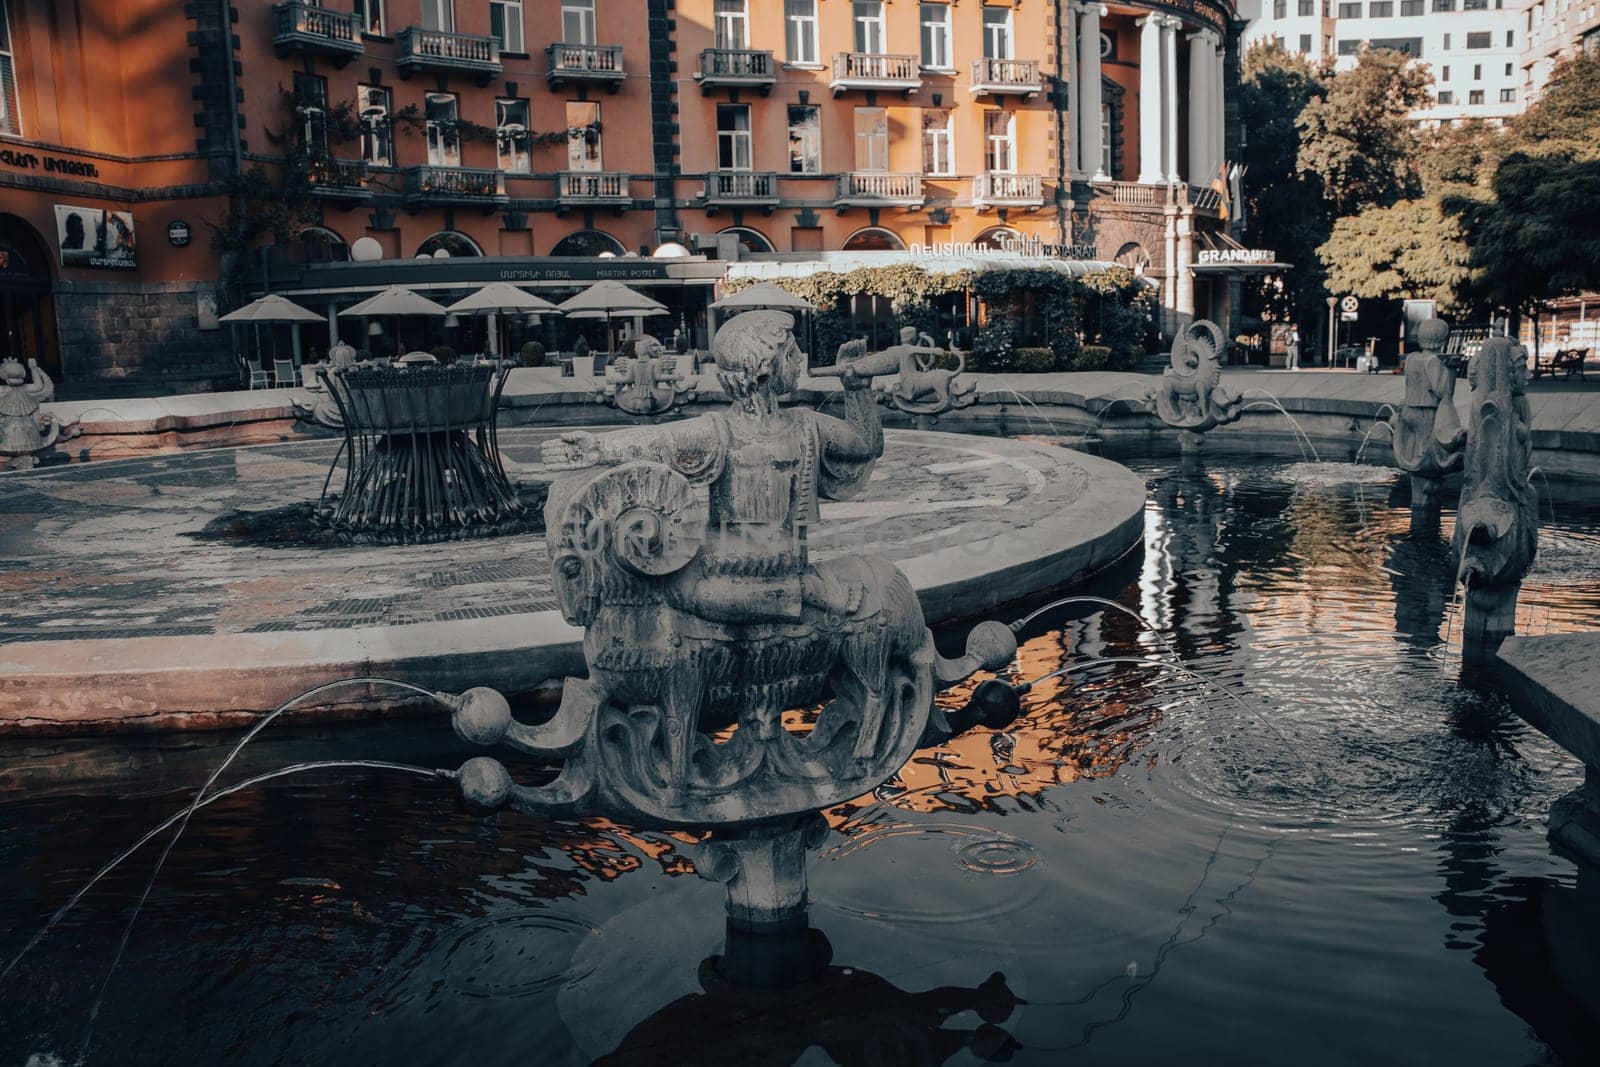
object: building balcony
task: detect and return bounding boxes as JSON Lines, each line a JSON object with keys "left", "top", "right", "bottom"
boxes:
{"left": 702, "top": 170, "right": 779, "bottom": 212}
{"left": 557, "top": 171, "right": 632, "bottom": 211}
{"left": 403, "top": 165, "right": 507, "bottom": 209}
{"left": 969, "top": 57, "right": 1043, "bottom": 98}
{"left": 972, "top": 172, "right": 1044, "bottom": 210}
{"left": 696, "top": 49, "right": 776, "bottom": 94}
{"left": 546, "top": 43, "right": 626, "bottom": 92}
{"left": 272, "top": 2, "right": 364, "bottom": 64}
{"left": 835, "top": 172, "right": 924, "bottom": 211}
{"left": 1090, "top": 180, "right": 1222, "bottom": 219}
{"left": 300, "top": 156, "right": 371, "bottom": 202}
{"left": 829, "top": 52, "right": 921, "bottom": 96}
{"left": 396, "top": 27, "right": 501, "bottom": 83}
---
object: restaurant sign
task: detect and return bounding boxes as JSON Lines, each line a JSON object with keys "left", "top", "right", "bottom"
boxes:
{"left": 1, "top": 148, "right": 101, "bottom": 178}
{"left": 498, "top": 261, "right": 672, "bottom": 282}
{"left": 909, "top": 236, "right": 1099, "bottom": 260}
{"left": 1196, "top": 247, "right": 1276, "bottom": 266}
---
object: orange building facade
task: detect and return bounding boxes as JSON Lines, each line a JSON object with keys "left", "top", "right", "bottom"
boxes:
{"left": 0, "top": 0, "right": 1251, "bottom": 385}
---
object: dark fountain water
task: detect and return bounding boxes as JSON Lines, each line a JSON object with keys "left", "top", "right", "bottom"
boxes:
{"left": 3, "top": 440, "right": 1599, "bottom": 1065}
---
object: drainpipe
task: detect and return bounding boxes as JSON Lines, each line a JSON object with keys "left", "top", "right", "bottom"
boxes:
{"left": 220, "top": 0, "right": 243, "bottom": 179}
{"left": 1053, "top": 0, "right": 1070, "bottom": 245}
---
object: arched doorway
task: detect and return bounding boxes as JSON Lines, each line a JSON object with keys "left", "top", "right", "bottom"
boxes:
{"left": 718, "top": 226, "right": 774, "bottom": 255}
{"left": 0, "top": 214, "right": 60, "bottom": 377}
{"left": 1114, "top": 242, "right": 1150, "bottom": 274}
{"left": 550, "top": 229, "right": 625, "bottom": 257}
{"left": 415, "top": 231, "right": 483, "bottom": 258}
{"left": 841, "top": 227, "right": 906, "bottom": 252}
{"left": 295, "top": 226, "right": 349, "bottom": 263}
{"left": 973, "top": 225, "right": 1025, "bottom": 251}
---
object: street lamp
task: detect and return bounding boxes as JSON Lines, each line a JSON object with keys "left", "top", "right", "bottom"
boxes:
{"left": 1325, "top": 296, "right": 1338, "bottom": 368}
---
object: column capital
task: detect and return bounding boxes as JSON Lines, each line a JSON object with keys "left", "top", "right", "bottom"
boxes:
{"left": 1158, "top": 14, "right": 1185, "bottom": 31}
{"left": 1073, "top": 2, "right": 1109, "bottom": 17}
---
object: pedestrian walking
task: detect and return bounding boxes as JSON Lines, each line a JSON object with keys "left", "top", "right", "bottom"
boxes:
{"left": 1286, "top": 326, "right": 1301, "bottom": 370}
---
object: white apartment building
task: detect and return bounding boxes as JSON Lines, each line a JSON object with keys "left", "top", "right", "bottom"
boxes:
{"left": 1522, "top": 0, "right": 1600, "bottom": 95}
{"left": 1241, "top": 0, "right": 1526, "bottom": 123}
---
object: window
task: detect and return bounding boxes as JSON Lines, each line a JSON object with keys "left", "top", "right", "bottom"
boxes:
{"left": 1467, "top": 31, "right": 1491, "bottom": 47}
{"left": 562, "top": 0, "right": 595, "bottom": 45}
{"left": 1, "top": 0, "right": 21, "bottom": 135}
{"left": 1299, "top": 0, "right": 1316, "bottom": 13}
{"left": 1437, "top": 89, "right": 1455, "bottom": 103}
{"left": 714, "top": 0, "right": 748, "bottom": 50}
{"left": 566, "top": 101, "right": 600, "bottom": 170}
{"left": 424, "top": 93, "right": 459, "bottom": 167}
{"left": 293, "top": 73, "right": 329, "bottom": 160}
{"left": 921, "top": 4, "right": 952, "bottom": 69}
{"left": 1504, "top": 62, "right": 1513, "bottom": 75}
{"left": 1401, "top": 0, "right": 1423, "bottom": 12}
{"left": 1507, "top": 30, "right": 1515, "bottom": 46}
{"left": 1473, "top": 63, "right": 1482, "bottom": 78}
{"left": 1442, "top": 64, "right": 1450, "bottom": 79}
{"left": 983, "top": 6, "right": 1014, "bottom": 59}
{"left": 496, "top": 98, "right": 530, "bottom": 172}
{"left": 1100, "top": 103, "right": 1113, "bottom": 177}
{"left": 1338, "top": 3, "right": 1362, "bottom": 16}
{"left": 353, "top": 0, "right": 385, "bottom": 35}
{"left": 1370, "top": 35, "right": 1422, "bottom": 54}
{"left": 1463, "top": 0, "right": 1487, "bottom": 8}
{"left": 1274, "top": 0, "right": 1286, "bottom": 18}
{"left": 1336, "top": 39, "right": 1361, "bottom": 55}
{"left": 716, "top": 104, "right": 752, "bottom": 170}
{"left": 984, "top": 110, "right": 1015, "bottom": 173}
{"left": 1443, "top": 32, "right": 1451, "bottom": 48}
{"left": 490, "top": 0, "right": 523, "bottom": 52}
{"left": 788, "top": 105, "right": 821, "bottom": 173}
{"left": 357, "top": 85, "right": 392, "bottom": 166}
{"left": 921, "top": 108, "right": 953, "bottom": 174}
{"left": 854, "top": 106, "right": 889, "bottom": 171}
{"left": 1370, "top": 1, "right": 1393, "bottom": 15}
{"left": 1300, "top": 34, "right": 1313, "bottom": 52}
{"left": 420, "top": 0, "right": 454, "bottom": 32}
{"left": 785, "top": 0, "right": 818, "bottom": 64}
{"left": 551, "top": 230, "right": 624, "bottom": 257}
{"left": 1433, "top": 0, "right": 1454, "bottom": 10}
{"left": 853, "top": 1, "right": 885, "bottom": 53}
{"left": 416, "top": 231, "right": 483, "bottom": 258}
{"left": 1499, "top": 87, "right": 1516, "bottom": 101}
{"left": 1468, "top": 89, "right": 1484, "bottom": 104}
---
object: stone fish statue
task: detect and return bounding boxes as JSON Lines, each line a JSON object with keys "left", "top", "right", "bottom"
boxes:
{"left": 1390, "top": 319, "right": 1466, "bottom": 519}
{"left": 447, "top": 310, "right": 1019, "bottom": 930}
{"left": 1453, "top": 336, "right": 1538, "bottom": 654}
{"left": 593, "top": 333, "right": 697, "bottom": 416}
{"left": 816, "top": 327, "right": 976, "bottom": 417}
{"left": 0, "top": 357, "right": 75, "bottom": 470}
{"left": 1144, "top": 320, "right": 1244, "bottom": 447}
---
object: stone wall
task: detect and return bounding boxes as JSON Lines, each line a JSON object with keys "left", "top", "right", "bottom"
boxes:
{"left": 54, "top": 280, "right": 233, "bottom": 387}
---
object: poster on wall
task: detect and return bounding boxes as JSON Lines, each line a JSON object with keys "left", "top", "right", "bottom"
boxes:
{"left": 54, "top": 204, "right": 137, "bottom": 270}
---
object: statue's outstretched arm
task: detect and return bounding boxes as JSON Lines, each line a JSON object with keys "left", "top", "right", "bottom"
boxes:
{"left": 543, "top": 420, "right": 725, "bottom": 483}
{"left": 812, "top": 383, "right": 884, "bottom": 499}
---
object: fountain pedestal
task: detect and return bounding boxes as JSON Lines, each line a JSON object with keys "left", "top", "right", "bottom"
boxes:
{"left": 696, "top": 816, "right": 831, "bottom": 933}
{"left": 1408, "top": 474, "right": 1446, "bottom": 534}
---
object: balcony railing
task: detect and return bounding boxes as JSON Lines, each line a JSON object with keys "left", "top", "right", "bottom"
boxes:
{"left": 557, "top": 170, "right": 632, "bottom": 208}
{"left": 546, "top": 43, "right": 626, "bottom": 91}
{"left": 1092, "top": 180, "right": 1223, "bottom": 218}
{"left": 973, "top": 172, "right": 1044, "bottom": 208}
{"left": 835, "top": 171, "right": 924, "bottom": 209}
{"left": 301, "top": 156, "right": 371, "bottom": 199}
{"left": 696, "top": 48, "right": 776, "bottom": 93}
{"left": 829, "top": 52, "right": 921, "bottom": 95}
{"left": 703, "top": 170, "right": 779, "bottom": 209}
{"left": 404, "top": 165, "right": 507, "bottom": 206}
{"left": 396, "top": 27, "right": 501, "bottom": 81}
{"left": 272, "top": 2, "right": 365, "bottom": 62}
{"left": 969, "top": 57, "right": 1043, "bottom": 98}
{"left": 1107, "top": 181, "right": 1161, "bottom": 206}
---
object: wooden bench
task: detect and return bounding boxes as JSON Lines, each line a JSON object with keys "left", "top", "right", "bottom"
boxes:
{"left": 1531, "top": 347, "right": 1589, "bottom": 381}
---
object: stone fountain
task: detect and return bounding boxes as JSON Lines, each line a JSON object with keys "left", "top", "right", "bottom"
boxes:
{"left": 444, "top": 310, "right": 1022, "bottom": 940}
{"left": 814, "top": 326, "right": 976, "bottom": 418}
{"left": 1389, "top": 319, "right": 1466, "bottom": 533}
{"left": 1143, "top": 320, "right": 1243, "bottom": 453}
{"left": 1453, "top": 336, "right": 1538, "bottom": 658}
{"left": 0, "top": 357, "right": 76, "bottom": 471}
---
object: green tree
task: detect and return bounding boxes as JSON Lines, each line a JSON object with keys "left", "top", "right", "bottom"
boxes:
{"left": 1296, "top": 47, "right": 1433, "bottom": 217}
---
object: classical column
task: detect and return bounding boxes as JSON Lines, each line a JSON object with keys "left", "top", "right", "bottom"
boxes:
{"left": 1212, "top": 34, "right": 1227, "bottom": 177}
{"left": 1064, "top": 4, "right": 1079, "bottom": 179}
{"left": 1161, "top": 17, "right": 1181, "bottom": 184}
{"left": 1175, "top": 210, "right": 1195, "bottom": 325}
{"left": 1188, "top": 31, "right": 1209, "bottom": 187}
{"left": 1078, "top": 4, "right": 1108, "bottom": 181}
{"left": 1137, "top": 16, "right": 1164, "bottom": 184}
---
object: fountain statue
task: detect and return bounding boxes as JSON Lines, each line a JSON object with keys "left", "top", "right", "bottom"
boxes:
{"left": 593, "top": 333, "right": 697, "bottom": 416}
{"left": 446, "top": 310, "right": 1021, "bottom": 935}
{"left": 1453, "top": 336, "right": 1538, "bottom": 657}
{"left": 814, "top": 329, "right": 976, "bottom": 417}
{"left": 1390, "top": 319, "right": 1466, "bottom": 531}
{"left": 1144, "top": 320, "right": 1244, "bottom": 452}
{"left": 0, "top": 357, "right": 76, "bottom": 470}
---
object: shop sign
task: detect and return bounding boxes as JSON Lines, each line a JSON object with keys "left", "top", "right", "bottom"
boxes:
{"left": 908, "top": 237, "right": 1098, "bottom": 260}
{"left": 1, "top": 148, "right": 101, "bottom": 178}
{"left": 54, "top": 204, "right": 136, "bottom": 270}
{"left": 1197, "top": 248, "right": 1276, "bottom": 265}
{"left": 168, "top": 221, "right": 191, "bottom": 247}
{"left": 498, "top": 262, "right": 669, "bottom": 282}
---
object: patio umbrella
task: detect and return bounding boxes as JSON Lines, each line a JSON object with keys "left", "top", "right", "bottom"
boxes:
{"left": 447, "top": 283, "right": 564, "bottom": 358}
{"left": 219, "top": 293, "right": 326, "bottom": 364}
{"left": 708, "top": 282, "right": 815, "bottom": 312}
{"left": 559, "top": 282, "right": 669, "bottom": 353}
{"left": 343, "top": 287, "right": 449, "bottom": 357}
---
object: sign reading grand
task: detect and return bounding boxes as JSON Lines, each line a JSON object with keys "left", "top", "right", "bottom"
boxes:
{"left": 1196, "top": 247, "right": 1276, "bottom": 266}
{"left": 55, "top": 204, "right": 137, "bottom": 270}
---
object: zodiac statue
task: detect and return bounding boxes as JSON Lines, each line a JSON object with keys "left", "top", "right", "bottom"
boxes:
{"left": 1390, "top": 319, "right": 1466, "bottom": 527}
{"left": 1144, "top": 320, "right": 1244, "bottom": 450}
{"left": 815, "top": 327, "right": 976, "bottom": 417}
{"left": 0, "top": 357, "right": 76, "bottom": 470}
{"left": 446, "top": 310, "right": 1020, "bottom": 932}
{"left": 1453, "top": 336, "right": 1538, "bottom": 656}
{"left": 593, "top": 333, "right": 697, "bottom": 416}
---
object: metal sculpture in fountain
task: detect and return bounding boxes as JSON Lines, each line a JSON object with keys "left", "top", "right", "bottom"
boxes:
{"left": 814, "top": 327, "right": 976, "bottom": 417}
{"left": 593, "top": 334, "right": 697, "bottom": 416}
{"left": 1389, "top": 318, "right": 1467, "bottom": 530}
{"left": 0, "top": 357, "right": 76, "bottom": 471}
{"left": 445, "top": 310, "right": 1021, "bottom": 934}
{"left": 1453, "top": 336, "right": 1538, "bottom": 657}
{"left": 1144, "top": 320, "right": 1244, "bottom": 452}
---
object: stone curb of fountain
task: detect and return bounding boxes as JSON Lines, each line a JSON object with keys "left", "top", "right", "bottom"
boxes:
{"left": 0, "top": 434, "right": 1145, "bottom": 736}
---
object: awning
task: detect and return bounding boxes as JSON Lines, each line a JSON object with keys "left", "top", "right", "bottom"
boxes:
{"left": 1189, "top": 231, "right": 1293, "bottom": 274}
{"left": 726, "top": 249, "right": 1160, "bottom": 289}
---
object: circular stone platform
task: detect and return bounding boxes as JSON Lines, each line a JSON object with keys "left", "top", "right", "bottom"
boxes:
{"left": 0, "top": 428, "right": 1145, "bottom": 734}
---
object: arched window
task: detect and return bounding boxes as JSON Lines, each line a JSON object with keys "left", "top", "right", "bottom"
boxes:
{"left": 1114, "top": 242, "right": 1150, "bottom": 273}
{"left": 972, "top": 225, "right": 1025, "bottom": 251}
{"left": 415, "top": 231, "right": 483, "bottom": 258}
{"left": 841, "top": 226, "right": 906, "bottom": 252}
{"left": 550, "top": 229, "right": 626, "bottom": 257}
{"left": 0, "top": 213, "right": 59, "bottom": 375}
{"left": 296, "top": 226, "right": 349, "bottom": 264}
{"left": 718, "top": 226, "right": 774, "bottom": 255}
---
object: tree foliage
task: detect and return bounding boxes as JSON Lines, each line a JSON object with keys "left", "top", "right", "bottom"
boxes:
{"left": 1297, "top": 47, "right": 1433, "bottom": 216}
